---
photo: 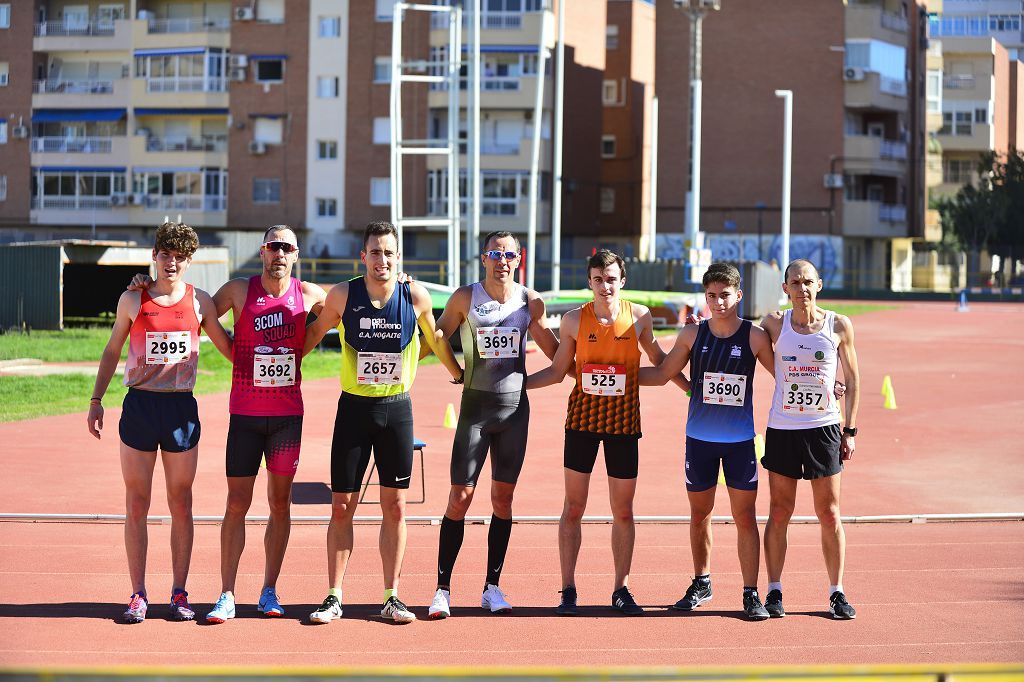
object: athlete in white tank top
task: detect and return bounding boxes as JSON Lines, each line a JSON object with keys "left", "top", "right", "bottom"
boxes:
{"left": 767, "top": 308, "right": 842, "bottom": 430}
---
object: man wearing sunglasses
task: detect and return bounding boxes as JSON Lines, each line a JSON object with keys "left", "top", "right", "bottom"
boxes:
{"left": 423, "top": 231, "right": 560, "bottom": 620}
{"left": 129, "top": 225, "right": 327, "bottom": 623}
{"left": 302, "top": 221, "right": 463, "bottom": 625}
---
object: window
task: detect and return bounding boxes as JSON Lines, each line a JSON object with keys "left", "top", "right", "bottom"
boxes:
{"left": 253, "top": 117, "right": 283, "bottom": 144}
{"left": 316, "top": 198, "right": 337, "bottom": 217}
{"left": 253, "top": 178, "right": 281, "bottom": 203}
{"left": 255, "top": 59, "right": 284, "bottom": 82}
{"left": 943, "top": 159, "right": 974, "bottom": 184}
{"left": 955, "top": 111, "right": 972, "bottom": 135}
{"left": 319, "top": 16, "right": 340, "bottom": 37}
{"left": 602, "top": 79, "right": 618, "bottom": 106}
{"left": 0, "top": 175, "right": 6, "bottom": 202}
{"left": 376, "top": 0, "right": 394, "bottom": 21}
{"left": 989, "top": 14, "right": 1020, "bottom": 32}
{"left": 926, "top": 70, "right": 942, "bottom": 113}
{"left": 974, "top": 107, "right": 987, "bottom": 124}
{"left": 0, "top": 4, "right": 9, "bottom": 29}
{"left": 601, "top": 135, "right": 616, "bottom": 158}
{"left": 317, "top": 76, "right": 339, "bottom": 98}
{"left": 606, "top": 25, "right": 619, "bottom": 50}
{"left": 370, "top": 177, "right": 391, "bottom": 206}
{"left": 0, "top": 121, "right": 6, "bottom": 144}
{"left": 0, "top": 62, "right": 8, "bottom": 87}
{"left": 600, "top": 187, "right": 615, "bottom": 214}
{"left": 257, "top": 0, "right": 284, "bottom": 23}
{"left": 317, "top": 140, "right": 338, "bottom": 160}
{"left": 373, "top": 117, "right": 390, "bottom": 144}
{"left": 373, "top": 57, "right": 392, "bottom": 83}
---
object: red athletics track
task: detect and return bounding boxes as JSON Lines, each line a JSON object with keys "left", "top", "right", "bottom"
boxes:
{"left": 0, "top": 301, "right": 1022, "bottom": 665}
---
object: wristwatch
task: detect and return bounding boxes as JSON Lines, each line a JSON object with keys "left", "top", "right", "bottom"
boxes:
{"left": 842, "top": 426, "right": 858, "bottom": 437}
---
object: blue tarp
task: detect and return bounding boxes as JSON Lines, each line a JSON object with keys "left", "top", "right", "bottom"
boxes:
{"left": 32, "top": 108, "right": 127, "bottom": 123}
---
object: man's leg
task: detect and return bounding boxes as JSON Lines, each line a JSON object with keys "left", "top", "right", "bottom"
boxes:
{"left": 379, "top": 486, "right": 407, "bottom": 591}
{"left": 486, "top": 480, "right": 515, "bottom": 585}
{"left": 810, "top": 473, "right": 844, "bottom": 587}
{"left": 161, "top": 446, "right": 199, "bottom": 592}
{"left": 559, "top": 469, "right": 591, "bottom": 589}
{"left": 727, "top": 486, "right": 760, "bottom": 588}
{"left": 608, "top": 476, "right": 637, "bottom": 590}
{"left": 764, "top": 471, "right": 798, "bottom": 583}
{"left": 220, "top": 476, "right": 256, "bottom": 593}
{"left": 120, "top": 443, "right": 158, "bottom": 596}
{"left": 264, "top": 471, "right": 294, "bottom": 589}
{"left": 436, "top": 484, "right": 475, "bottom": 590}
{"left": 686, "top": 487, "right": 716, "bottom": 577}
{"left": 327, "top": 491, "right": 359, "bottom": 589}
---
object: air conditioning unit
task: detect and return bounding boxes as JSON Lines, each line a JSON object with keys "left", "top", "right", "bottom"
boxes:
{"left": 229, "top": 54, "right": 248, "bottom": 69}
{"left": 132, "top": 193, "right": 146, "bottom": 205}
{"left": 230, "top": 68, "right": 247, "bottom": 82}
{"left": 0, "top": 74, "right": 8, "bottom": 86}
{"left": 110, "top": 193, "right": 128, "bottom": 207}
{"left": 843, "top": 66, "right": 866, "bottom": 82}
{"left": 823, "top": 173, "right": 844, "bottom": 189}
{"left": 11, "top": 126, "right": 29, "bottom": 139}
{"left": 249, "top": 140, "right": 267, "bottom": 154}
{"left": 234, "top": 6, "right": 254, "bottom": 21}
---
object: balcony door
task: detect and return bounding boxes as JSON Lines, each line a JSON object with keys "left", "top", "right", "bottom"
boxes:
{"left": 63, "top": 5, "right": 89, "bottom": 30}
{"left": 97, "top": 4, "right": 125, "bottom": 29}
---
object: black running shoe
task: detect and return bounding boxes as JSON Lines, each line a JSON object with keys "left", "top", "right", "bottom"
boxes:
{"left": 829, "top": 591, "right": 856, "bottom": 620}
{"left": 742, "top": 590, "right": 770, "bottom": 621}
{"left": 611, "top": 586, "right": 645, "bottom": 616}
{"left": 555, "top": 586, "right": 578, "bottom": 616}
{"left": 765, "top": 589, "right": 785, "bottom": 618}
{"left": 673, "top": 578, "right": 712, "bottom": 611}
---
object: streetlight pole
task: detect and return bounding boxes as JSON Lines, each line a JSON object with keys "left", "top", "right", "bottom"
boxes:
{"left": 755, "top": 201, "right": 765, "bottom": 262}
{"left": 775, "top": 89, "right": 793, "bottom": 275}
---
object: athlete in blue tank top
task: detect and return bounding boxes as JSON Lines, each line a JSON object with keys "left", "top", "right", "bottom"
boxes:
{"left": 640, "top": 262, "right": 775, "bottom": 620}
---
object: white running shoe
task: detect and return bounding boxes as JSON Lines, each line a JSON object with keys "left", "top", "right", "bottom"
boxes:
{"left": 428, "top": 588, "right": 451, "bottom": 620}
{"left": 309, "top": 594, "right": 342, "bottom": 624}
{"left": 481, "top": 583, "right": 512, "bottom": 614}
{"left": 382, "top": 595, "right": 416, "bottom": 623}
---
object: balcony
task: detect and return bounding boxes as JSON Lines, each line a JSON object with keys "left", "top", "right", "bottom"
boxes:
{"left": 843, "top": 135, "right": 908, "bottom": 177}
{"left": 429, "top": 74, "right": 550, "bottom": 109}
{"left": 431, "top": 11, "right": 524, "bottom": 31}
{"left": 936, "top": 122, "right": 993, "bottom": 152}
{"left": 30, "top": 136, "right": 130, "bottom": 166}
{"left": 844, "top": 70, "right": 907, "bottom": 112}
{"left": 137, "top": 195, "right": 226, "bottom": 212}
{"left": 147, "top": 17, "right": 230, "bottom": 33}
{"left": 32, "top": 78, "right": 132, "bottom": 109}
{"left": 31, "top": 136, "right": 113, "bottom": 153}
{"left": 146, "top": 76, "right": 227, "bottom": 93}
{"left": 131, "top": 78, "right": 229, "bottom": 108}
{"left": 130, "top": 134, "right": 228, "bottom": 167}
{"left": 133, "top": 16, "right": 230, "bottom": 50}
{"left": 34, "top": 18, "right": 134, "bottom": 52}
{"left": 425, "top": 136, "right": 551, "bottom": 171}
{"left": 430, "top": 11, "right": 552, "bottom": 48}
{"left": 845, "top": 3, "right": 909, "bottom": 43}
{"left": 843, "top": 199, "right": 909, "bottom": 237}
{"left": 943, "top": 74, "right": 975, "bottom": 90}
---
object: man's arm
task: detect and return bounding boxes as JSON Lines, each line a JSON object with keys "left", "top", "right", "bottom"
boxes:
{"left": 750, "top": 325, "right": 775, "bottom": 377}
{"left": 760, "top": 311, "right": 783, "bottom": 344}
{"left": 835, "top": 314, "right": 860, "bottom": 461}
{"left": 638, "top": 326, "right": 694, "bottom": 387}
{"left": 196, "top": 288, "right": 233, "bottom": 361}
{"left": 301, "top": 280, "right": 328, "bottom": 318}
{"left": 526, "top": 309, "right": 579, "bottom": 390}
{"left": 526, "top": 292, "right": 559, "bottom": 360}
{"left": 87, "top": 292, "right": 137, "bottom": 439}
{"left": 635, "top": 303, "right": 690, "bottom": 391}
{"left": 411, "top": 282, "right": 463, "bottom": 381}
{"left": 302, "top": 282, "right": 346, "bottom": 356}
{"left": 419, "top": 285, "right": 469, "bottom": 360}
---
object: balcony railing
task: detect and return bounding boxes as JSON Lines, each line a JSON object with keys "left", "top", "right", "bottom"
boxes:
{"left": 145, "top": 77, "right": 227, "bottom": 93}
{"left": 431, "top": 11, "right": 524, "bottom": 30}
{"left": 481, "top": 143, "right": 521, "bottom": 155}
{"left": 433, "top": 76, "right": 524, "bottom": 92}
{"left": 880, "top": 12, "right": 908, "bottom": 32}
{"left": 31, "top": 136, "right": 114, "bottom": 153}
{"left": 428, "top": 197, "right": 520, "bottom": 216}
{"left": 32, "top": 196, "right": 116, "bottom": 210}
{"left": 33, "top": 80, "right": 114, "bottom": 94}
{"left": 34, "top": 20, "right": 115, "bottom": 36}
{"left": 146, "top": 17, "right": 230, "bottom": 33}
{"left": 880, "top": 204, "right": 907, "bottom": 222}
{"left": 139, "top": 195, "right": 226, "bottom": 211}
{"left": 880, "top": 140, "right": 908, "bottom": 160}
{"left": 943, "top": 75, "right": 975, "bottom": 90}
{"left": 145, "top": 135, "right": 228, "bottom": 152}
{"left": 879, "top": 76, "right": 907, "bottom": 96}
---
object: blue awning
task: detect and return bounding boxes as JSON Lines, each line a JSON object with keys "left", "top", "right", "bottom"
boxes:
{"left": 250, "top": 54, "right": 288, "bottom": 60}
{"left": 37, "top": 166, "right": 127, "bottom": 173}
{"left": 460, "top": 45, "right": 538, "bottom": 54}
{"left": 248, "top": 113, "right": 285, "bottom": 119}
{"left": 134, "top": 47, "right": 207, "bottom": 56}
{"left": 32, "top": 108, "right": 127, "bottom": 123}
{"left": 135, "top": 108, "right": 229, "bottom": 116}
{"left": 132, "top": 167, "right": 202, "bottom": 174}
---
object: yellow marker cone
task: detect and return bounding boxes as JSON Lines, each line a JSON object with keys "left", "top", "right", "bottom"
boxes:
{"left": 260, "top": 455, "right": 266, "bottom": 469}
{"left": 883, "top": 381, "right": 898, "bottom": 410}
{"left": 881, "top": 375, "right": 893, "bottom": 397}
{"left": 754, "top": 433, "right": 766, "bottom": 463}
{"left": 443, "top": 403, "right": 458, "bottom": 429}
{"left": 717, "top": 464, "right": 726, "bottom": 486}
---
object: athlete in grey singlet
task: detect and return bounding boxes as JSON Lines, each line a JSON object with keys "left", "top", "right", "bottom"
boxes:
{"left": 424, "top": 231, "right": 560, "bottom": 619}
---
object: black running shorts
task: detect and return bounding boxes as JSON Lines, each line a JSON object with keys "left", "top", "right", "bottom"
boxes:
{"left": 225, "top": 414, "right": 303, "bottom": 478}
{"left": 563, "top": 429, "right": 639, "bottom": 480}
{"left": 762, "top": 424, "right": 843, "bottom": 480}
{"left": 330, "top": 392, "right": 414, "bottom": 493}
{"left": 451, "top": 388, "right": 530, "bottom": 486}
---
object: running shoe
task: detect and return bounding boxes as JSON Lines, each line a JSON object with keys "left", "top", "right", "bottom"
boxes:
{"left": 123, "top": 592, "right": 148, "bottom": 624}
{"left": 481, "top": 583, "right": 512, "bottom": 614}
{"left": 765, "top": 589, "right": 785, "bottom": 618}
{"left": 742, "top": 590, "right": 770, "bottom": 621}
{"left": 673, "top": 578, "right": 713, "bottom": 611}
{"left": 257, "top": 587, "right": 284, "bottom": 618}
{"left": 169, "top": 589, "right": 195, "bottom": 621}
{"left": 829, "top": 591, "right": 856, "bottom": 620}
{"left": 309, "top": 595, "right": 342, "bottom": 624}
{"left": 381, "top": 595, "right": 416, "bottom": 623}
{"left": 555, "top": 586, "right": 578, "bottom": 616}
{"left": 205, "top": 591, "right": 236, "bottom": 624}
{"left": 611, "top": 586, "right": 645, "bottom": 616}
{"left": 428, "top": 588, "right": 451, "bottom": 620}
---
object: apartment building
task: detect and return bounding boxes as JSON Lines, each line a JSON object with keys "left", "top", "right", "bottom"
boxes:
{"left": 0, "top": 2, "right": 33, "bottom": 226}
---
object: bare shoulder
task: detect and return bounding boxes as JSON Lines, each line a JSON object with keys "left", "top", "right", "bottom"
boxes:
{"left": 833, "top": 313, "right": 855, "bottom": 338}
{"left": 677, "top": 324, "right": 699, "bottom": 346}
{"left": 301, "top": 280, "right": 327, "bottom": 298}
{"left": 561, "top": 307, "right": 582, "bottom": 337}
{"left": 630, "top": 301, "right": 652, "bottom": 318}
{"left": 117, "top": 289, "right": 142, "bottom": 319}
{"left": 749, "top": 323, "right": 771, "bottom": 342}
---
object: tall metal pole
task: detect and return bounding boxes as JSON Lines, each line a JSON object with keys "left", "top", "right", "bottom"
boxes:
{"left": 684, "top": 8, "right": 705, "bottom": 252}
{"left": 647, "top": 96, "right": 659, "bottom": 262}
{"left": 467, "top": 0, "right": 482, "bottom": 282}
{"left": 775, "top": 89, "right": 793, "bottom": 273}
{"left": 550, "top": 0, "right": 566, "bottom": 291}
{"left": 389, "top": 5, "right": 403, "bottom": 249}
{"left": 447, "top": 7, "right": 462, "bottom": 288}
{"left": 526, "top": 11, "right": 550, "bottom": 291}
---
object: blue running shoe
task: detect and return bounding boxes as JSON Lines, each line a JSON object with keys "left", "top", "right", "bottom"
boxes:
{"left": 258, "top": 587, "right": 284, "bottom": 618}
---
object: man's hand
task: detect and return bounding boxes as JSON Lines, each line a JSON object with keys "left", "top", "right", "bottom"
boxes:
{"left": 841, "top": 434, "right": 855, "bottom": 461}
{"left": 834, "top": 381, "right": 846, "bottom": 399}
{"left": 127, "top": 273, "right": 153, "bottom": 291}
{"left": 87, "top": 402, "right": 104, "bottom": 439}
{"left": 397, "top": 272, "right": 415, "bottom": 283}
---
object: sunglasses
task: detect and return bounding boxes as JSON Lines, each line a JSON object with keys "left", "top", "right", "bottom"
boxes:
{"left": 484, "top": 250, "right": 519, "bottom": 261}
{"left": 263, "top": 241, "right": 299, "bottom": 254}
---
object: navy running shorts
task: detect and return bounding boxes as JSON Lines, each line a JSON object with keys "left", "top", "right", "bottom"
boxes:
{"left": 119, "top": 388, "right": 201, "bottom": 453}
{"left": 684, "top": 436, "right": 758, "bottom": 492}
